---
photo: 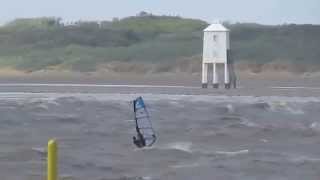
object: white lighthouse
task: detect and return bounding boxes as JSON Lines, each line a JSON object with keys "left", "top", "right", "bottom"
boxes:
{"left": 202, "top": 23, "right": 232, "bottom": 89}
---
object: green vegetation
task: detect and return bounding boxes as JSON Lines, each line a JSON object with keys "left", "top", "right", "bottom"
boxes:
{"left": 228, "top": 23, "right": 320, "bottom": 72}
{"left": 0, "top": 13, "right": 319, "bottom": 73}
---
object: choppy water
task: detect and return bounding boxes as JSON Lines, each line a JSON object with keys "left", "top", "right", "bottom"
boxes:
{"left": 0, "top": 93, "right": 320, "bottom": 180}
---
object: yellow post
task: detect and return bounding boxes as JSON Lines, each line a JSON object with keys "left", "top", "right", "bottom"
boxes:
{"left": 47, "top": 139, "right": 58, "bottom": 180}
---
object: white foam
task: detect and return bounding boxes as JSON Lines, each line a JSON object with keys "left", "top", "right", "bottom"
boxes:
{"left": 124, "top": 120, "right": 135, "bottom": 122}
{"left": 215, "top": 149, "right": 249, "bottom": 156}
{"left": 269, "top": 101, "right": 305, "bottom": 114}
{"left": 310, "top": 122, "right": 320, "bottom": 132}
{"left": 0, "top": 93, "right": 318, "bottom": 104}
{"left": 142, "top": 176, "right": 153, "bottom": 180}
{"left": 164, "top": 142, "right": 193, "bottom": 153}
{"left": 240, "top": 119, "right": 259, "bottom": 128}
{"left": 286, "top": 107, "right": 304, "bottom": 115}
{"left": 170, "top": 162, "right": 199, "bottom": 168}
{"left": 31, "top": 147, "right": 47, "bottom": 155}
{"left": 271, "top": 86, "right": 320, "bottom": 90}
{"left": 226, "top": 104, "right": 235, "bottom": 113}
{"left": 289, "top": 155, "right": 320, "bottom": 163}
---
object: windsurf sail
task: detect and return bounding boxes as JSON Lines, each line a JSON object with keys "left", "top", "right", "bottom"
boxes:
{"left": 133, "top": 96, "right": 156, "bottom": 147}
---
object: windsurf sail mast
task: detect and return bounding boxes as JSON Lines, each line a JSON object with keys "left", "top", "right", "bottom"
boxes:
{"left": 133, "top": 96, "right": 156, "bottom": 147}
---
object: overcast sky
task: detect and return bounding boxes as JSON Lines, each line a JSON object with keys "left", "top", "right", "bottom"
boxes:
{"left": 0, "top": 0, "right": 319, "bottom": 25}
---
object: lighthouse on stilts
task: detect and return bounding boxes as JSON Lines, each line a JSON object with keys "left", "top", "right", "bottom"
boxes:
{"left": 201, "top": 23, "right": 236, "bottom": 89}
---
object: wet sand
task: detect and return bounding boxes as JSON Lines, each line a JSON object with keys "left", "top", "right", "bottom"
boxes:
{"left": 0, "top": 71, "right": 318, "bottom": 96}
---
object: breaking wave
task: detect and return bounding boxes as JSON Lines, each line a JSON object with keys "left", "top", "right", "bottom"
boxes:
{"left": 165, "top": 142, "right": 193, "bottom": 153}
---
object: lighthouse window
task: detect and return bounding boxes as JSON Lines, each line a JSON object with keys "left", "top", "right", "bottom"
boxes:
{"left": 213, "top": 35, "right": 218, "bottom": 42}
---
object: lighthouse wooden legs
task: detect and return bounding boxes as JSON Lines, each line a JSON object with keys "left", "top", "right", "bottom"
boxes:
{"left": 213, "top": 63, "right": 219, "bottom": 88}
{"left": 201, "top": 63, "right": 208, "bottom": 88}
{"left": 201, "top": 63, "right": 232, "bottom": 89}
{"left": 224, "top": 63, "right": 231, "bottom": 89}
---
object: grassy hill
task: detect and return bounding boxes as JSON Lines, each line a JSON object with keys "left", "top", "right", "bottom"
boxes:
{"left": 0, "top": 13, "right": 319, "bottom": 73}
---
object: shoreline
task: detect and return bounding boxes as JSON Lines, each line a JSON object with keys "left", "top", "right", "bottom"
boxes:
{"left": 0, "top": 83, "right": 318, "bottom": 97}
{"left": 0, "top": 70, "right": 318, "bottom": 97}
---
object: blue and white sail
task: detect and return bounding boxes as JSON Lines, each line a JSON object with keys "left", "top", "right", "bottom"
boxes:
{"left": 133, "top": 96, "right": 156, "bottom": 146}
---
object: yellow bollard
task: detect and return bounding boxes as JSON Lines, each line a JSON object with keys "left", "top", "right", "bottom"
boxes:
{"left": 47, "top": 139, "right": 58, "bottom": 180}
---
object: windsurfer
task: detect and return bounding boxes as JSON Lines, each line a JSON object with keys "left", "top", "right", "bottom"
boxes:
{"left": 132, "top": 96, "right": 157, "bottom": 148}
{"left": 133, "top": 129, "right": 146, "bottom": 148}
